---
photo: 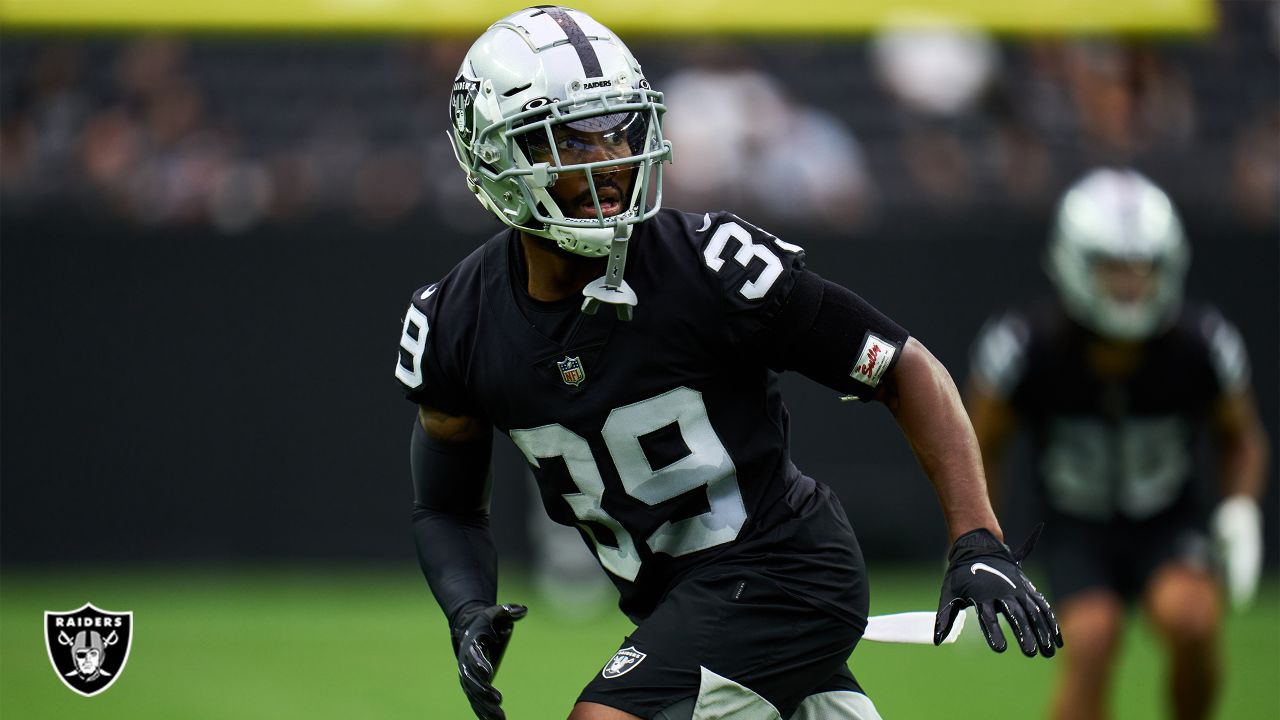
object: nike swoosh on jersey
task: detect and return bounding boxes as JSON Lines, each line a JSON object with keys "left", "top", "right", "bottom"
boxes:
{"left": 970, "top": 562, "right": 1017, "bottom": 589}
{"left": 420, "top": 284, "right": 439, "bottom": 300}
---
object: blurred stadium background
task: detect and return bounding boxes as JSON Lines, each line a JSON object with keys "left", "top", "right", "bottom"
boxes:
{"left": 1, "top": 0, "right": 1276, "bottom": 717}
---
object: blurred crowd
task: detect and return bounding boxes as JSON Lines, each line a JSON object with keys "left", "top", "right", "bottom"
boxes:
{"left": 1, "top": 1, "right": 1276, "bottom": 234}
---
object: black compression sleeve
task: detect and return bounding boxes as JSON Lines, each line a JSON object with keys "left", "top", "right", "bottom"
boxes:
{"left": 409, "top": 419, "right": 497, "bottom": 631}
{"left": 766, "top": 272, "right": 910, "bottom": 401}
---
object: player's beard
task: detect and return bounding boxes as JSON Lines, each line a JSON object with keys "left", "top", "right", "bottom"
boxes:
{"left": 563, "top": 174, "right": 631, "bottom": 219}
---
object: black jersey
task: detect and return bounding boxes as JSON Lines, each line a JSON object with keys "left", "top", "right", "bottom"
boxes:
{"left": 395, "top": 208, "right": 907, "bottom": 620}
{"left": 970, "top": 301, "right": 1251, "bottom": 522}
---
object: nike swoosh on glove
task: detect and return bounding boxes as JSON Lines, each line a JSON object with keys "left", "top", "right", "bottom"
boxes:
{"left": 452, "top": 603, "right": 528, "bottom": 720}
{"left": 934, "top": 526, "right": 1063, "bottom": 657}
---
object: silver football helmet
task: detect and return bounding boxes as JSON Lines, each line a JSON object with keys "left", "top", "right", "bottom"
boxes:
{"left": 448, "top": 6, "right": 672, "bottom": 258}
{"left": 1046, "top": 168, "right": 1190, "bottom": 340}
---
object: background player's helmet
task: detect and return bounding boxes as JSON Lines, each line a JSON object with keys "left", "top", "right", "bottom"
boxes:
{"left": 1046, "top": 168, "right": 1190, "bottom": 340}
{"left": 448, "top": 6, "right": 672, "bottom": 256}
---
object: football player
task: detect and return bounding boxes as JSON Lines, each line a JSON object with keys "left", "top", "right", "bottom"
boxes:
{"left": 397, "top": 7, "right": 1061, "bottom": 720}
{"left": 966, "top": 168, "right": 1269, "bottom": 720}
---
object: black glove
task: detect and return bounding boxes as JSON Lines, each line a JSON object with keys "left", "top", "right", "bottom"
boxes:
{"left": 934, "top": 526, "right": 1062, "bottom": 657}
{"left": 451, "top": 603, "right": 528, "bottom": 720}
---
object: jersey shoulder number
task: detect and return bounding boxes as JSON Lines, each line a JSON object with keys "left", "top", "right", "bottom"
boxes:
{"left": 395, "top": 282, "right": 439, "bottom": 391}
{"left": 393, "top": 274, "right": 483, "bottom": 416}
{"left": 693, "top": 212, "right": 805, "bottom": 302}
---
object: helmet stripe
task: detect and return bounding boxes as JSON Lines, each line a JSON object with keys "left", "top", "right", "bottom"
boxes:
{"left": 535, "top": 6, "right": 604, "bottom": 78}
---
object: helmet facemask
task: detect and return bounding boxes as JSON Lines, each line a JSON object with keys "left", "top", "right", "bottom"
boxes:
{"left": 1081, "top": 255, "right": 1172, "bottom": 339}
{"left": 495, "top": 89, "right": 670, "bottom": 256}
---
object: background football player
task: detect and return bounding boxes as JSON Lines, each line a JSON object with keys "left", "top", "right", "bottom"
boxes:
{"left": 965, "top": 167, "right": 1269, "bottom": 720}
{"left": 398, "top": 7, "right": 1061, "bottom": 720}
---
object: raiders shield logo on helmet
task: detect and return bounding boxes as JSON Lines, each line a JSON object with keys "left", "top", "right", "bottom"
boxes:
{"left": 45, "top": 603, "right": 133, "bottom": 697}
{"left": 557, "top": 356, "right": 586, "bottom": 386}
{"left": 451, "top": 75, "right": 482, "bottom": 142}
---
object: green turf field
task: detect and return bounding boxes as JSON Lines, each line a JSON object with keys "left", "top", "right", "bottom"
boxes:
{"left": 2, "top": 565, "right": 1276, "bottom": 718}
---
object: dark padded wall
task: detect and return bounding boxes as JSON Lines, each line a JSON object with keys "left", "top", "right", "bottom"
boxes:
{"left": 3, "top": 205, "right": 1274, "bottom": 566}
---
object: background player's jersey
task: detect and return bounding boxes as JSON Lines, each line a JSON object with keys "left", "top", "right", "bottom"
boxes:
{"left": 395, "top": 208, "right": 907, "bottom": 620}
{"left": 971, "top": 301, "right": 1251, "bottom": 522}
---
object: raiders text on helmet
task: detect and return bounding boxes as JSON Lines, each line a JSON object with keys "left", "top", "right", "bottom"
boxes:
{"left": 448, "top": 6, "right": 673, "bottom": 257}
{"left": 1046, "top": 168, "right": 1190, "bottom": 340}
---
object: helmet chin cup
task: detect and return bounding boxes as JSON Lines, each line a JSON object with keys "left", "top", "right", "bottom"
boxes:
{"left": 546, "top": 216, "right": 633, "bottom": 258}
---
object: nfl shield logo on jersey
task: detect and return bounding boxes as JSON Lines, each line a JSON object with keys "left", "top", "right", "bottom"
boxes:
{"left": 557, "top": 356, "right": 586, "bottom": 386}
{"left": 601, "top": 646, "right": 646, "bottom": 679}
{"left": 45, "top": 603, "right": 133, "bottom": 697}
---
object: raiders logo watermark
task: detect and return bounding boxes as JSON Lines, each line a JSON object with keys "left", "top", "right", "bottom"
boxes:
{"left": 557, "top": 356, "right": 585, "bottom": 387}
{"left": 45, "top": 603, "right": 133, "bottom": 697}
{"left": 601, "top": 646, "right": 646, "bottom": 679}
